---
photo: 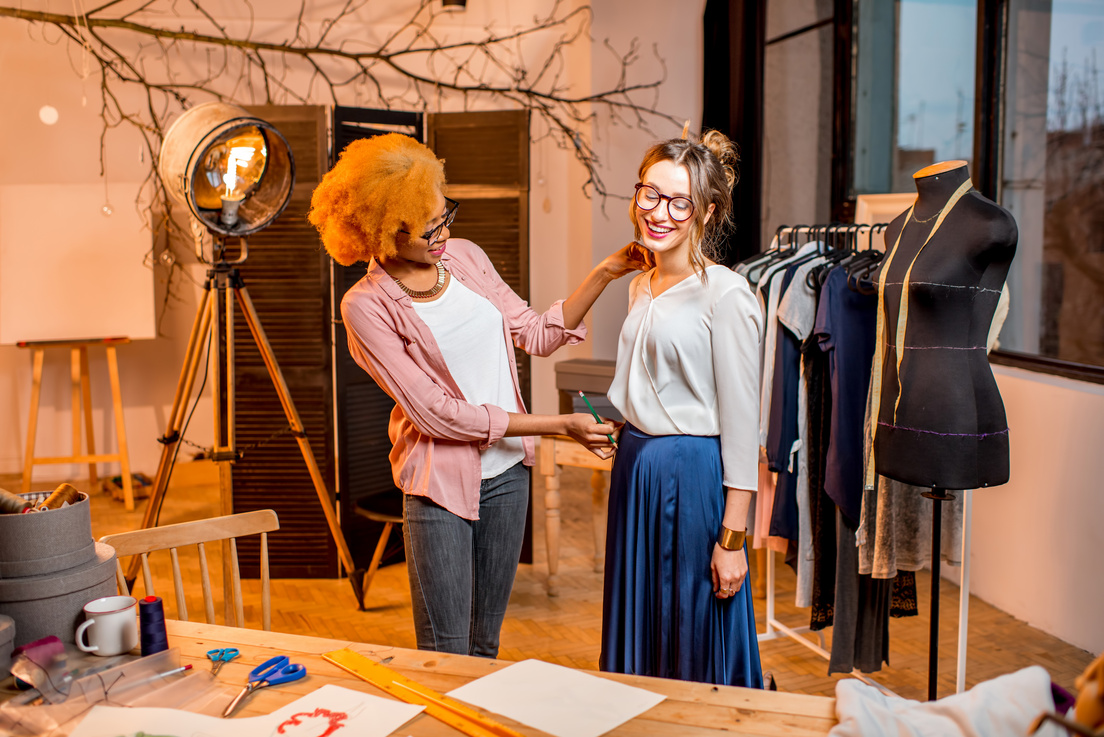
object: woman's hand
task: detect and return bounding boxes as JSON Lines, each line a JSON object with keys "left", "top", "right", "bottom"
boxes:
{"left": 598, "top": 242, "right": 654, "bottom": 281}
{"left": 562, "top": 242, "right": 652, "bottom": 330}
{"left": 711, "top": 544, "right": 749, "bottom": 599}
{"left": 562, "top": 413, "right": 617, "bottom": 460}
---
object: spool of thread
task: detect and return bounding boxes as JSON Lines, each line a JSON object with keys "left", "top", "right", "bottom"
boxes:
{"left": 0, "top": 489, "right": 32, "bottom": 514}
{"left": 138, "top": 596, "right": 168, "bottom": 656}
{"left": 35, "top": 483, "right": 82, "bottom": 511}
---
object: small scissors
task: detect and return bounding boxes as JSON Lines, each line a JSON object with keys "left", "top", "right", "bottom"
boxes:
{"left": 222, "top": 655, "right": 306, "bottom": 717}
{"left": 206, "top": 647, "right": 240, "bottom": 676}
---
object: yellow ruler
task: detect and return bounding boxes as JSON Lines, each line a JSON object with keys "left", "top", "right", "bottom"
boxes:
{"left": 322, "top": 647, "right": 525, "bottom": 737}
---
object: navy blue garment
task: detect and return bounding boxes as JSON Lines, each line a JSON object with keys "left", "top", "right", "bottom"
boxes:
{"left": 600, "top": 425, "right": 764, "bottom": 688}
{"left": 766, "top": 265, "right": 803, "bottom": 542}
{"left": 814, "top": 267, "right": 877, "bottom": 525}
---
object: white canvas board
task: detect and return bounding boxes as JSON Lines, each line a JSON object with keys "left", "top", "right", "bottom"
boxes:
{"left": 69, "top": 683, "right": 424, "bottom": 737}
{"left": 855, "top": 193, "right": 917, "bottom": 253}
{"left": 446, "top": 659, "right": 666, "bottom": 737}
{"left": 0, "top": 182, "right": 155, "bottom": 344}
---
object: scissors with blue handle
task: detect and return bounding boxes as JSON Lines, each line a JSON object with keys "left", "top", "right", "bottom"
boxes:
{"left": 206, "top": 647, "right": 240, "bottom": 676}
{"left": 222, "top": 655, "right": 307, "bottom": 717}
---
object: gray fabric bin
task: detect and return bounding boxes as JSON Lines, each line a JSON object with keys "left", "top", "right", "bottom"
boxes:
{"left": 0, "top": 542, "right": 118, "bottom": 647}
{"left": 0, "top": 491, "right": 96, "bottom": 578}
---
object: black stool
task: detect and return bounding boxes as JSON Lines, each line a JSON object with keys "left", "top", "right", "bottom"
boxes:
{"left": 354, "top": 493, "right": 404, "bottom": 611}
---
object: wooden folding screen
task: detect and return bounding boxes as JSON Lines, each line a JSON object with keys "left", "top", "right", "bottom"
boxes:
{"left": 230, "top": 105, "right": 337, "bottom": 578}
{"left": 328, "top": 108, "right": 534, "bottom": 574}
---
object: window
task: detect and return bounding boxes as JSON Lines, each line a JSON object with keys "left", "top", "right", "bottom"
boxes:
{"left": 999, "top": 0, "right": 1104, "bottom": 370}
{"left": 853, "top": 0, "right": 978, "bottom": 197}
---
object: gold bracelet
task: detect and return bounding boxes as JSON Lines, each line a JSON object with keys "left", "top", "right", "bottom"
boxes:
{"left": 717, "top": 526, "right": 746, "bottom": 551}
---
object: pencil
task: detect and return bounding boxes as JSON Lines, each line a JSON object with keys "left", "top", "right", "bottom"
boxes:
{"left": 578, "top": 391, "right": 617, "bottom": 447}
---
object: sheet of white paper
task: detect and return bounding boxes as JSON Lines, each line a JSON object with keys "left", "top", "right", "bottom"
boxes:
{"left": 70, "top": 683, "right": 424, "bottom": 737}
{"left": 446, "top": 659, "right": 666, "bottom": 737}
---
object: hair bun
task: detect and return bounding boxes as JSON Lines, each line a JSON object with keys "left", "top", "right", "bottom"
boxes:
{"left": 699, "top": 129, "right": 740, "bottom": 190}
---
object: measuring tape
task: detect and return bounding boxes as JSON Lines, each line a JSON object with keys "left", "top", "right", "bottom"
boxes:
{"left": 322, "top": 648, "right": 525, "bottom": 737}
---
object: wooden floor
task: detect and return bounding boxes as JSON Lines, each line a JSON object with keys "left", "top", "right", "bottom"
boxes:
{"left": 10, "top": 463, "right": 1094, "bottom": 703}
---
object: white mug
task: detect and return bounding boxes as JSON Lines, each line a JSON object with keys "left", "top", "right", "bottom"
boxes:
{"left": 75, "top": 595, "right": 138, "bottom": 656}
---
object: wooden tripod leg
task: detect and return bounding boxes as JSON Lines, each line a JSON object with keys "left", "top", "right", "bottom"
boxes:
{"left": 126, "top": 289, "right": 215, "bottom": 584}
{"left": 233, "top": 284, "right": 363, "bottom": 604}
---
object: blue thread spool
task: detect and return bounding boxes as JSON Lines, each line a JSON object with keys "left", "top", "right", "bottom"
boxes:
{"left": 138, "top": 596, "right": 168, "bottom": 655}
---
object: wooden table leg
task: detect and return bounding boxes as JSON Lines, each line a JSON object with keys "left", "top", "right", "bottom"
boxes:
{"left": 590, "top": 470, "right": 608, "bottom": 573}
{"left": 538, "top": 438, "right": 562, "bottom": 596}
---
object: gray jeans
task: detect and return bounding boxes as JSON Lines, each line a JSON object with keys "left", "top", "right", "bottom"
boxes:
{"left": 402, "top": 462, "right": 529, "bottom": 658}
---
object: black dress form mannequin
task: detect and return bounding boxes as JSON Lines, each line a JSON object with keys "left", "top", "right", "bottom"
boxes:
{"left": 871, "top": 161, "right": 1016, "bottom": 700}
{"left": 873, "top": 161, "right": 1017, "bottom": 491}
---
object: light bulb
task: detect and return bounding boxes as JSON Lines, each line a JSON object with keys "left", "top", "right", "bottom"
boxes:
{"left": 195, "top": 127, "right": 268, "bottom": 228}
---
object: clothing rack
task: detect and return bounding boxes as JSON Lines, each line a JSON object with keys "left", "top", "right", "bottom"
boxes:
{"left": 750, "top": 223, "right": 974, "bottom": 698}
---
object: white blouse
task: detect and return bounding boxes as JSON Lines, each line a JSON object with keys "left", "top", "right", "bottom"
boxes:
{"left": 608, "top": 265, "right": 762, "bottom": 492}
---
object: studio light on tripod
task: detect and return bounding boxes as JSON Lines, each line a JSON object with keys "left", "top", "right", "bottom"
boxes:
{"left": 158, "top": 102, "right": 295, "bottom": 238}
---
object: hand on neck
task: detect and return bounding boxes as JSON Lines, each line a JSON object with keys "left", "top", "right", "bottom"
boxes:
{"left": 912, "top": 160, "right": 971, "bottom": 217}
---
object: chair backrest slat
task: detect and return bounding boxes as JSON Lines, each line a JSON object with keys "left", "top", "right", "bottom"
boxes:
{"left": 197, "top": 541, "right": 215, "bottom": 625}
{"left": 99, "top": 510, "right": 279, "bottom": 631}
{"left": 140, "top": 553, "right": 154, "bottom": 598}
{"left": 169, "top": 547, "right": 187, "bottom": 621}
{"left": 230, "top": 538, "right": 243, "bottom": 628}
{"left": 260, "top": 531, "right": 270, "bottom": 632}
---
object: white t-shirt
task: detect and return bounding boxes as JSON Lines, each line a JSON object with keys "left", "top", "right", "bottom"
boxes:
{"left": 607, "top": 265, "right": 763, "bottom": 492}
{"left": 413, "top": 279, "right": 525, "bottom": 479}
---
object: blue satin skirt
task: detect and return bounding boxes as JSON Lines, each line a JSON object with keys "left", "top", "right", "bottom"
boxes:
{"left": 599, "top": 424, "right": 764, "bottom": 688}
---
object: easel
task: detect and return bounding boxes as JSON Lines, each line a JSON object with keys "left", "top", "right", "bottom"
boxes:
{"left": 19, "top": 337, "right": 135, "bottom": 510}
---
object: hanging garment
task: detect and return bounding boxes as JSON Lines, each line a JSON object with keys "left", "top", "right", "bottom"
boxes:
{"left": 758, "top": 242, "right": 822, "bottom": 446}
{"left": 776, "top": 256, "right": 828, "bottom": 607}
{"left": 766, "top": 265, "right": 804, "bottom": 543}
{"left": 828, "top": 507, "right": 892, "bottom": 675}
{"left": 814, "top": 266, "right": 878, "bottom": 526}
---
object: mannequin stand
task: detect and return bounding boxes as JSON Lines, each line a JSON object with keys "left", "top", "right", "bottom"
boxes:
{"left": 922, "top": 487, "right": 955, "bottom": 700}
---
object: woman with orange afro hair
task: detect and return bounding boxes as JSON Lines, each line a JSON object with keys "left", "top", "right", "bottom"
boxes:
{"left": 310, "top": 133, "right": 646, "bottom": 658}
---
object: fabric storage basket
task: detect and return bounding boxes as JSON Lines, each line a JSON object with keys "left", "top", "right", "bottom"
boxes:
{"left": 0, "top": 491, "right": 96, "bottom": 578}
{"left": 0, "top": 542, "right": 117, "bottom": 647}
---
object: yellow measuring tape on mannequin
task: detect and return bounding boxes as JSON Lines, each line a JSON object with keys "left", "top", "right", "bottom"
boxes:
{"left": 322, "top": 648, "right": 525, "bottom": 737}
{"left": 864, "top": 178, "right": 974, "bottom": 491}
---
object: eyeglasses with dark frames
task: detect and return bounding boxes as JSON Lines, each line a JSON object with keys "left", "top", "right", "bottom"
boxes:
{"left": 634, "top": 184, "right": 694, "bottom": 222}
{"left": 400, "top": 197, "right": 459, "bottom": 246}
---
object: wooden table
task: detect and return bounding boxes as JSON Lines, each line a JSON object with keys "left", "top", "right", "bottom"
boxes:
{"left": 168, "top": 619, "right": 838, "bottom": 736}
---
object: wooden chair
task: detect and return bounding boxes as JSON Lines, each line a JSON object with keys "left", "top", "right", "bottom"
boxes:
{"left": 99, "top": 509, "right": 279, "bottom": 630}
{"left": 353, "top": 493, "right": 404, "bottom": 611}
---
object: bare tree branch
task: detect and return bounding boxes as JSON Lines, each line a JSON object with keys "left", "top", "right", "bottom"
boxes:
{"left": 1, "top": 1, "right": 677, "bottom": 199}
{"left": 2, "top": 0, "right": 679, "bottom": 318}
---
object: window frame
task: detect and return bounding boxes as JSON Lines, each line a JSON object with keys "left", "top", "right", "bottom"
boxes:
{"left": 833, "top": 0, "right": 1104, "bottom": 384}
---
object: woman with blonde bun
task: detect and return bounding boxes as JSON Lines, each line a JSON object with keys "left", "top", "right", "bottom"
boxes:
{"left": 601, "top": 130, "right": 764, "bottom": 687}
{"left": 310, "top": 133, "right": 646, "bottom": 658}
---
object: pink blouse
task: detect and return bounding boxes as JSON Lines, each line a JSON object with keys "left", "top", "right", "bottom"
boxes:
{"left": 340, "top": 238, "right": 587, "bottom": 520}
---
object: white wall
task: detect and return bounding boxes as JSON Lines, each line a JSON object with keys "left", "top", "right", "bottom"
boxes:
{"left": 581, "top": 1, "right": 707, "bottom": 360}
{"left": 971, "top": 365, "right": 1104, "bottom": 654}
{"left": 0, "top": 0, "right": 700, "bottom": 469}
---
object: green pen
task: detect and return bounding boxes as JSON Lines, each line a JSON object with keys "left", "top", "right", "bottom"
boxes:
{"left": 578, "top": 391, "right": 617, "bottom": 447}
